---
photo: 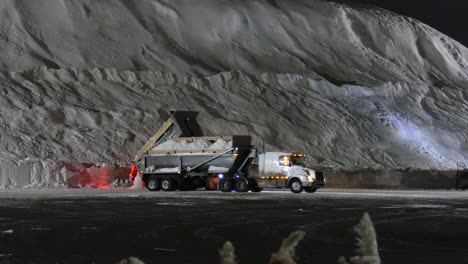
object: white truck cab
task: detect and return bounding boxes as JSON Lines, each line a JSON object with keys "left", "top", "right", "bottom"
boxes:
{"left": 257, "top": 152, "right": 325, "bottom": 193}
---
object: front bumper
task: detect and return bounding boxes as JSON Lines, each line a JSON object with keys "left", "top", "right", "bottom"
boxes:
{"left": 303, "top": 180, "right": 325, "bottom": 188}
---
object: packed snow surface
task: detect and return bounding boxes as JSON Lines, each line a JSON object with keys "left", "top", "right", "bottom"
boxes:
{"left": 0, "top": 0, "right": 467, "bottom": 188}
{"left": 1, "top": 188, "right": 468, "bottom": 201}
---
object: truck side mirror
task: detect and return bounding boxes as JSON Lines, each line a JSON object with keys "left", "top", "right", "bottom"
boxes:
{"left": 279, "top": 155, "right": 292, "bottom": 166}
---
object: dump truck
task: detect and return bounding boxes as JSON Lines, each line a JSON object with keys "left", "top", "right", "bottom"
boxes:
{"left": 131, "top": 111, "right": 325, "bottom": 193}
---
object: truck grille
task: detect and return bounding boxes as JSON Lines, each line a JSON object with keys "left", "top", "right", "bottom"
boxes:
{"left": 315, "top": 172, "right": 324, "bottom": 181}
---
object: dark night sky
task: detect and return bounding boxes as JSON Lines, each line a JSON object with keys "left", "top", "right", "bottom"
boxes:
{"left": 334, "top": 0, "right": 468, "bottom": 48}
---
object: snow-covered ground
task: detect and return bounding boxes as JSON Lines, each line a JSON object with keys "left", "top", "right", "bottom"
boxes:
{"left": 1, "top": 188, "right": 468, "bottom": 201}
{"left": 1, "top": 188, "right": 467, "bottom": 263}
{"left": 0, "top": 0, "right": 467, "bottom": 188}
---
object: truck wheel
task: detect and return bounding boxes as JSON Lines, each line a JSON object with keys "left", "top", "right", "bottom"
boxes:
{"left": 304, "top": 187, "right": 318, "bottom": 193}
{"left": 251, "top": 187, "right": 263, "bottom": 192}
{"left": 289, "top": 179, "right": 303, "bottom": 193}
{"left": 219, "top": 178, "right": 233, "bottom": 192}
{"left": 146, "top": 176, "right": 161, "bottom": 191}
{"left": 235, "top": 178, "right": 249, "bottom": 192}
{"left": 248, "top": 179, "right": 263, "bottom": 192}
{"left": 161, "top": 178, "right": 176, "bottom": 191}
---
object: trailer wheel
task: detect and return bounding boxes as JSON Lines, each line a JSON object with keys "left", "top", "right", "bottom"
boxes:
{"left": 250, "top": 187, "right": 263, "bottom": 192}
{"left": 219, "top": 178, "right": 233, "bottom": 192}
{"left": 248, "top": 179, "right": 263, "bottom": 192}
{"left": 304, "top": 187, "right": 318, "bottom": 193}
{"left": 235, "top": 178, "right": 249, "bottom": 192}
{"left": 161, "top": 178, "right": 176, "bottom": 191}
{"left": 146, "top": 176, "right": 161, "bottom": 191}
{"left": 289, "top": 179, "right": 303, "bottom": 193}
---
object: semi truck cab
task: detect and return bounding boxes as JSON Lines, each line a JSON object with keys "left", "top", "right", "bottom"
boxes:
{"left": 258, "top": 152, "right": 325, "bottom": 193}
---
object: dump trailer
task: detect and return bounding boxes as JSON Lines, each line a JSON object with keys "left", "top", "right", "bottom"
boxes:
{"left": 131, "top": 111, "right": 325, "bottom": 193}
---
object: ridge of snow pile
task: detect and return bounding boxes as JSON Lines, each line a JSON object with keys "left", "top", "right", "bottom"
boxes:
{"left": 0, "top": 0, "right": 467, "bottom": 89}
{"left": 153, "top": 139, "right": 233, "bottom": 151}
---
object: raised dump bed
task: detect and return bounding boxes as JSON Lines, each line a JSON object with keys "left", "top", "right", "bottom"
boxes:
{"left": 139, "top": 135, "right": 257, "bottom": 192}
{"left": 131, "top": 111, "right": 325, "bottom": 193}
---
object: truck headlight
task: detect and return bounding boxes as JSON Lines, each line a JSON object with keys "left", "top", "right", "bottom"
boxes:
{"left": 307, "top": 176, "right": 314, "bottom": 182}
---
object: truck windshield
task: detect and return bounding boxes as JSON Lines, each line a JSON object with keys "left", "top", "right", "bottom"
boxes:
{"left": 291, "top": 156, "right": 306, "bottom": 166}
{"left": 279, "top": 155, "right": 307, "bottom": 166}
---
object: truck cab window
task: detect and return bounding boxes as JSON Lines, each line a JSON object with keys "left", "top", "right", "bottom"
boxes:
{"left": 291, "top": 157, "right": 306, "bottom": 166}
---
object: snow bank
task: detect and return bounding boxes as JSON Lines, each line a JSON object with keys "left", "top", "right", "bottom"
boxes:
{"left": 0, "top": 159, "right": 64, "bottom": 189}
{"left": 0, "top": 159, "right": 130, "bottom": 189}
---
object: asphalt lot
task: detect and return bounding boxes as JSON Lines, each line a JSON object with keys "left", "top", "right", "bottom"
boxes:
{"left": 0, "top": 188, "right": 468, "bottom": 263}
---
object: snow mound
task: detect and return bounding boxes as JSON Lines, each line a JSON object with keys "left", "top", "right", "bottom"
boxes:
{"left": 0, "top": 67, "right": 465, "bottom": 177}
{"left": 0, "top": 1, "right": 468, "bottom": 188}
{"left": 0, "top": 158, "right": 130, "bottom": 189}
{"left": 0, "top": 0, "right": 467, "bottom": 89}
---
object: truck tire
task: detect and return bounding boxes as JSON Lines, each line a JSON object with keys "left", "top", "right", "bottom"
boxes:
{"left": 289, "top": 179, "right": 303, "bottom": 193}
{"left": 219, "top": 178, "right": 233, "bottom": 192}
{"left": 146, "top": 176, "right": 161, "bottom": 192}
{"left": 304, "top": 187, "right": 318, "bottom": 193}
{"left": 234, "top": 178, "right": 249, "bottom": 192}
{"left": 251, "top": 187, "right": 263, "bottom": 192}
{"left": 248, "top": 179, "right": 263, "bottom": 192}
{"left": 161, "top": 178, "right": 176, "bottom": 191}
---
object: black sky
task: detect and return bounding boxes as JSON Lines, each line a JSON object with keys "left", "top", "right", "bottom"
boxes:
{"left": 333, "top": 0, "right": 468, "bottom": 48}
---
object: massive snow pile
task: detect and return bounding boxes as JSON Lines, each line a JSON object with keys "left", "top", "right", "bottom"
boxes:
{"left": 1, "top": 0, "right": 468, "bottom": 88}
{"left": 0, "top": 0, "right": 467, "bottom": 187}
